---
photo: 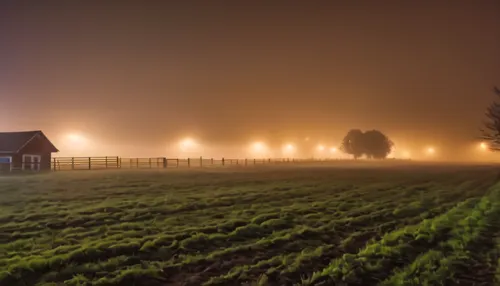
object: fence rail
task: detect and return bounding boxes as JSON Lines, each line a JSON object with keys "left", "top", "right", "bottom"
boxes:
{"left": 51, "top": 156, "right": 341, "bottom": 171}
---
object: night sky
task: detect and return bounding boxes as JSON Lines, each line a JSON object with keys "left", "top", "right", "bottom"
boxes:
{"left": 1, "top": 1, "right": 499, "bottom": 159}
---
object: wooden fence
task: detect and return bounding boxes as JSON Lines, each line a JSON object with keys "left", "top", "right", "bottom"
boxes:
{"left": 51, "top": 156, "right": 327, "bottom": 171}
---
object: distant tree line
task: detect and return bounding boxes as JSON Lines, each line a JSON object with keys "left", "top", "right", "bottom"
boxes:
{"left": 340, "top": 129, "right": 393, "bottom": 159}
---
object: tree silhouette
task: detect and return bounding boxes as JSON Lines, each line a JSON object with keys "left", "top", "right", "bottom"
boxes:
{"left": 340, "top": 129, "right": 394, "bottom": 159}
{"left": 363, "top": 130, "right": 393, "bottom": 159}
{"left": 481, "top": 87, "right": 500, "bottom": 151}
{"left": 340, "top": 129, "right": 365, "bottom": 159}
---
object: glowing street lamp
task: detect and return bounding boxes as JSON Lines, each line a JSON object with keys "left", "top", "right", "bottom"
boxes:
{"left": 64, "top": 132, "right": 89, "bottom": 147}
{"left": 317, "top": 144, "right": 325, "bottom": 151}
{"left": 67, "top": 133, "right": 85, "bottom": 142}
{"left": 426, "top": 147, "right": 435, "bottom": 155}
{"left": 480, "top": 142, "right": 488, "bottom": 151}
{"left": 282, "top": 143, "right": 296, "bottom": 155}
{"left": 249, "top": 141, "right": 270, "bottom": 158}
{"left": 59, "top": 132, "right": 92, "bottom": 156}
{"left": 179, "top": 137, "right": 198, "bottom": 152}
{"left": 252, "top": 141, "right": 266, "bottom": 152}
{"left": 330, "top": 147, "right": 337, "bottom": 153}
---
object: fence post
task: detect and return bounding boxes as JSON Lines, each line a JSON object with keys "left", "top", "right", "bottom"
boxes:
{"left": 149, "top": 158, "right": 152, "bottom": 168}
{"left": 105, "top": 156, "right": 108, "bottom": 169}
{"left": 268, "top": 158, "right": 271, "bottom": 164}
{"left": 71, "top": 157, "right": 74, "bottom": 170}
{"left": 200, "top": 156, "right": 203, "bottom": 168}
{"left": 88, "top": 157, "right": 91, "bottom": 170}
{"left": 211, "top": 158, "right": 214, "bottom": 165}
{"left": 176, "top": 159, "right": 179, "bottom": 168}
{"left": 163, "top": 157, "right": 167, "bottom": 168}
{"left": 222, "top": 157, "right": 225, "bottom": 166}
{"left": 188, "top": 158, "right": 191, "bottom": 168}
{"left": 53, "top": 158, "right": 56, "bottom": 171}
{"left": 245, "top": 158, "right": 247, "bottom": 166}
{"left": 253, "top": 159, "right": 256, "bottom": 165}
{"left": 117, "top": 157, "right": 121, "bottom": 168}
{"left": 136, "top": 158, "right": 139, "bottom": 168}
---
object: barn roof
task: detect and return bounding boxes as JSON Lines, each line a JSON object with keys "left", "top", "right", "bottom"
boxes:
{"left": 0, "top": 131, "right": 58, "bottom": 154}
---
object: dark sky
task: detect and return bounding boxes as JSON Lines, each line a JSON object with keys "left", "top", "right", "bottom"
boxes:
{"left": 1, "top": 1, "right": 499, "bottom": 159}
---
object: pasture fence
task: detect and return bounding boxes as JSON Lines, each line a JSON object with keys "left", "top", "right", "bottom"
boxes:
{"left": 51, "top": 156, "right": 342, "bottom": 171}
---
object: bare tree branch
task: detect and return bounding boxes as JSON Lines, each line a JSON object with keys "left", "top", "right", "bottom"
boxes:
{"left": 494, "top": 86, "right": 500, "bottom": 95}
{"left": 481, "top": 86, "right": 500, "bottom": 151}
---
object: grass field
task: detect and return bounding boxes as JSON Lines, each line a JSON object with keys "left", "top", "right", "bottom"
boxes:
{"left": 1, "top": 163, "right": 500, "bottom": 285}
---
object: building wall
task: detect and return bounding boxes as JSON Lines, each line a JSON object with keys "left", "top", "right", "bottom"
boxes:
{"left": 11, "top": 153, "right": 52, "bottom": 171}
{"left": 0, "top": 156, "right": 12, "bottom": 172}
{"left": 11, "top": 135, "right": 56, "bottom": 171}
{"left": 11, "top": 154, "right": 22, "bottom": 170}
{"left": 42, "top": 153, "right": 52, "bottom": 171}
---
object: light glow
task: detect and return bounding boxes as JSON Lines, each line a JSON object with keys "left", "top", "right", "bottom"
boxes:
{"left": 388, "top": 147, "right": 396, "bottom": 158}
{"left": 251, "top": 141, "right": 267, "bottom": 153}
{"left": 282, "top": 143, "right": 296, "bottom": 155}
{"left": 426, "top": 147, "right": 435, "bottom": 155}
{"left": 58, "top": 132, "right": 92, "bottom": 156}
{"left": 402, "top": 151, "right": 411, "bottom": 159}
{"left": 65, "top": 133, "right": 88, "bottom": 146}
{"left": 179, "top": 137, "right": 198, "bottom": 151}
{"left": 249, "top": 141, "right": 269, "bottom": 158}
{"left": 330, "top": 147, "right": 337, "bottom": 153}
{"left": 480, "top": 142, "right": 488, "bottom": 151}
{"left": 317, "top": 144, "right": 325, "bottom": 151}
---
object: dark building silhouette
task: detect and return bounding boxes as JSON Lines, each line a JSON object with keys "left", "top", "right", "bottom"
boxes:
{"left": 0, "top": 131, "right": 58, "bottom": 171}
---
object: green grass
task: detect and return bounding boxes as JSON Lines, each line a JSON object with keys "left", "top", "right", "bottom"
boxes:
{"left": 0, "top": 163, "right": 500, "bottom": 285}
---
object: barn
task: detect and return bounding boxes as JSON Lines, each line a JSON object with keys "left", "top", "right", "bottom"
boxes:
{"left": 0, "top": 131, "right": 58, "bottom": 171}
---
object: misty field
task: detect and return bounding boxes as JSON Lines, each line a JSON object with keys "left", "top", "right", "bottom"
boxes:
{"left": 1, "top": 164, "right": 500, "bottom": 286}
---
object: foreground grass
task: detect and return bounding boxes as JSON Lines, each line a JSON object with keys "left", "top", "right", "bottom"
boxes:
{"left": 0, "top": 163, "right": 499, "bottom": 285}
